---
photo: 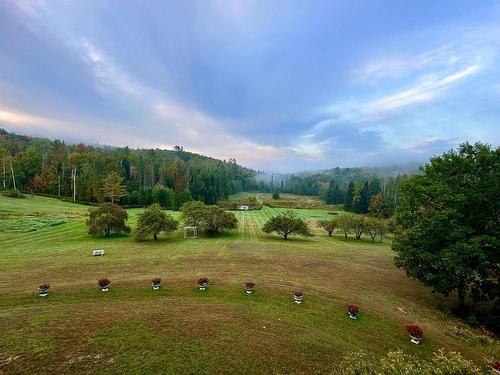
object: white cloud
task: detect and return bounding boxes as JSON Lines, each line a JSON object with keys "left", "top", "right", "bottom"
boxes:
{"left": 315, "top": 62, "right": 483, "bottom": 134}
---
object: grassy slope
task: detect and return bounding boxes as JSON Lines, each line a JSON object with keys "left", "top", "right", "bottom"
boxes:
{"left": 0, "top": 195, "right": 497, "bottom": 374}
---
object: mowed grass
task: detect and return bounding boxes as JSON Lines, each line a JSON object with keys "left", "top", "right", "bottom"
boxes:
{"left": 0, "top": 195, "right": 498, "bottom": 374}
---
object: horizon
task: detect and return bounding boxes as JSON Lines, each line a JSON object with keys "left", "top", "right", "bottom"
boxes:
{"left": 1, "top": 1, "right": 499, "bottom": 172}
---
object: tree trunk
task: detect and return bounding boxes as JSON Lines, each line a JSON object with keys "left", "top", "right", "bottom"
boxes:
{"left": 344, "top": 232, "right": 348, "bottom": 239}
{"left": 328, "top": 231, "right": 333, "bottom": 236}
{"left": 9, "top": 158, "right": 16, "bottom": 192}
{"left": 283, "top": 233, "right": 288, "bottom": 240}
{"left": 2, "top": 159, "right": 5, "bottom": 189}
{"left": 154, "top": 233, "right": 158, "bottom": 240}
{"left": 72, "top": 165, "right": 77, "bottom": 203}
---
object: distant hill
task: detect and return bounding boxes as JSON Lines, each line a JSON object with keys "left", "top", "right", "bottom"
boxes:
{"left": 0, "top": 128, "right": 258, "bottom": 206}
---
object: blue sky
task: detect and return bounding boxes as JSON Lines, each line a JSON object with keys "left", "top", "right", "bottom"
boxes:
{"left": 0, "top": 0, "right": 499, "bottom": 172}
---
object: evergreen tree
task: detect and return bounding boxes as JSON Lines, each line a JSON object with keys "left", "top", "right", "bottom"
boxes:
{"left": 272, "top": 187, "right": 280, "bottom": 200}
{"left": 344, "top": 181, "right": 354, "bottom": 211}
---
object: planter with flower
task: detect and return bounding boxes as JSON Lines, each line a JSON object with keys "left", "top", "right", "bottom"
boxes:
{"left": 98, "top": 278, "right": 111, "bottom": 292}
{"left": 38, "top": 284, "right": 50, "bottom": 297}
{"left": 151, "top": 277, "right": 161, "bottom": 290}
{"left": 347, "top": 304, "right": 359, "bottom": 319}
{"left": 405, "top": 324, "right": 423, "bottom": 344}
{"left": 244, "top": 281, "right": 256, "bottom": 294}
{"left": 197, "top": 277, "right": 209, "bottom": 291}
{"left": 492, "top": 360, "right": 500, "bottom": 374}
{"left": 293, "top": 291, "right": 304, "bottom": 304}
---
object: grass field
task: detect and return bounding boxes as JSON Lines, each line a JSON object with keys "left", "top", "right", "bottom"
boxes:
{"left": 0, "top": 195, "right": 498, "bottom": 374}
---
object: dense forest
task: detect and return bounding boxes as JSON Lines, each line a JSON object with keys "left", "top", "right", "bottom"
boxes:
{"left": 0, "top": 129, "right": 411, "bottom": 213}
{"left": 0, "top": 129, "right": 258, "bottom": 208}
{"left": 258, "top": 171, "right": 406, "bottom": 216}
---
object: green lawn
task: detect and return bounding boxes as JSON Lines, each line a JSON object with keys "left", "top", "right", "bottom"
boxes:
{"left": 0, "top": 195, "right": 498, "bottom": 374}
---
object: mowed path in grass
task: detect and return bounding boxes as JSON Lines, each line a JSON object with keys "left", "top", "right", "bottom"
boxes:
{"left": 0, "top": 195, "right": 498, "bottom": 374}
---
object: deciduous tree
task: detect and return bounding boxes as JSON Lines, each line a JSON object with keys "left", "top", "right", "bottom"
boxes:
{"left": 393, "top": 143, "right": 500, "bottom": 310}
{"left": 262, "top": 210, "right": 313, "bottom": 240}
{"left": 102, "top": 171, "right": 127, "bottom": 203}
{"left": 317, "top": 217, "right": 338, "bottom": 236}
{"left": 135, "top": 203, "right": 178, "bottom": 241}
{"left": 87, "top": 203, "right": 130, "bottom": 237}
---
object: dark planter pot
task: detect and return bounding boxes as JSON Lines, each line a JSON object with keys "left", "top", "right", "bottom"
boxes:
{"left": 100, "top": 285, "right": 110, "bottom": 292}
{"left": 152, "top": 283, "right": 161, "bottom": 290}
{"left": 38, "top": 288, "right": 49, "bottom": 297}
{"left": 245, "top": 286, "right": 254, "bottom": 294}
{"left": 198, "top": 283, "right": 207, "bottom": 291}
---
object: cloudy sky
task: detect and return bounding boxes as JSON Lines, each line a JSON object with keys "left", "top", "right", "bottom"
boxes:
{"left": 0, "top": 1, "right": 499, "bottom": 171}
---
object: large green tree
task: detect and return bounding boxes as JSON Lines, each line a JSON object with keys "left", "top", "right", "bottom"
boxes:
{"left": 203, "top": 206, "right": 238, "bottom": 234}
{"left": 136, "top": 203, "right": 179, "bottom": 241}
{"left": 87, "top": 203, "right": 130, "bottom": 237}
{"left": 181, "top": 201, "right": 237, "bottom": 234}
{"left": 262, "top": 210, "right": 313, "bottom": 240}
{"left": 393, "top": 143, "right": 499, "bottom": 309}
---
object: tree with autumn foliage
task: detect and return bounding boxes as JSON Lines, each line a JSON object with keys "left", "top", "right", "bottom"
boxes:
{"left": 102, "top": 171, "right": 127, "bottom": 203}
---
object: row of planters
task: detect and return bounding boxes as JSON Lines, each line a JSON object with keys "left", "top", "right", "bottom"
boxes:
{"left": 38, "top": 282, "right": 490, "bottom": 355}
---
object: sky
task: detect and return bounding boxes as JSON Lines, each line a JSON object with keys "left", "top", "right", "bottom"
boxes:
{"left": 0, "top": 1, "right": 499, "bottom": 172}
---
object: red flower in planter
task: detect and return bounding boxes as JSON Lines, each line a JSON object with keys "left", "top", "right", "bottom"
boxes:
{"left": 245, "top": 281, "right": 256, "bottom": 289}
{"left": 492, "top": 360, "right": 500, "bottom": 371}
{"left": 38, "top": 284, "right": 50, "bottom": 290}
{"left": 405, "top": 324, "right": 423, "bottom": 338}
{"left": 347, "top": 304, "right": 359, "bottom": 313}
{"left": 197, "top": 277, "right": 209, "bottom": 285}
{"left": 98, "top": 278, "right": 110, "bottom": 287}
{"left": 151, "top": 277, "right": 161, "bottom": 285}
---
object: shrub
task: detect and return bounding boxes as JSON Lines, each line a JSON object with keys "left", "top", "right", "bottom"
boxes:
{"left": 405, "top": 324, "right": 423, "bottom": 338}
{"left": 294, "top": 290, "right": 303, "bottom": 297}
{"left": 245, "top": 281, "right": 256, "bottom": 289}
{"left": 333, "top": 349, "right": 482, "bottom": 375}
{"left": 151, "top": 277, "right": 161, "bottom": 285}
{"left": 98, "top": 278, "right": 110, "bottom": 287}
{"left": 38, "top": 284, "right": 50, "bottom": 290}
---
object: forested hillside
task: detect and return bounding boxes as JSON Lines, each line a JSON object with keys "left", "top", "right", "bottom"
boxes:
{"left": 0, "top": 129, "right": 258, "bottom": 208}
{"left": 256, "top": 169, "right": 409, "bottom": 215}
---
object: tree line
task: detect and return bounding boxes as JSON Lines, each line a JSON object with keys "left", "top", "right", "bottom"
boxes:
{"left": 257, "top": 169, "right": 405, "bottom": 216}
{"left": 0, "top": 129, "right": 258, "bottom": 208}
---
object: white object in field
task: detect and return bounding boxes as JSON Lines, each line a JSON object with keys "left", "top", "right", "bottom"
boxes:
{"left": 92, "top": 249, "right": 105, "bottom": 256}
{"left": 238, "top": 205, "right": 249, "bottom": 211}
{"left": 183, "top": 226, "right": 198, "bottom": 239}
